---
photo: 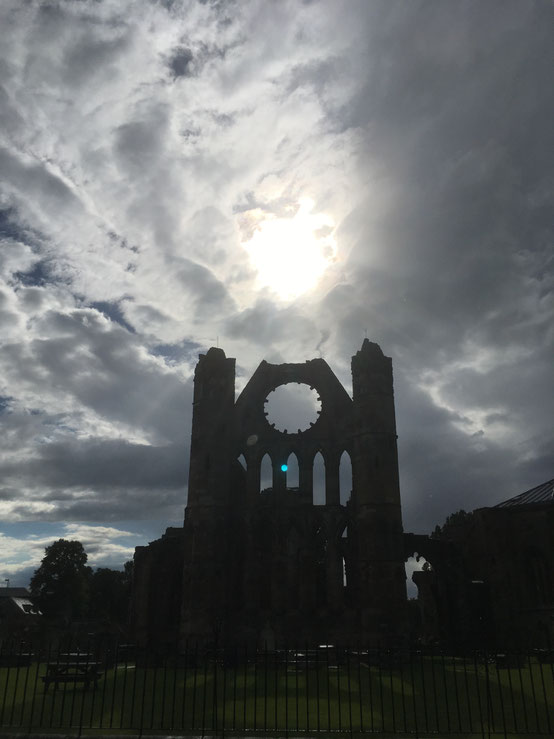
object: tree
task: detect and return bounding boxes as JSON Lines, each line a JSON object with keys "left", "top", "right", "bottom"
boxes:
{"left": 30, "top": 539, "right": 92, "bottom": 622}
{"left": 431, "top": 509, "right": 475, "bottom": 540}
{"left": 88, "top": 562, "right": 133, "bottom": 626}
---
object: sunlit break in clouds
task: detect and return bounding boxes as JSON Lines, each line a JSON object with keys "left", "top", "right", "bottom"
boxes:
{"left": 241, "top": 199, "right": 337, "bottom": 300}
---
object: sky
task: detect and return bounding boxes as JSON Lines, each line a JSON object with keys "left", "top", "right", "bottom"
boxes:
{"left": 0, "top": 0, "right": 552, "bottom": 586}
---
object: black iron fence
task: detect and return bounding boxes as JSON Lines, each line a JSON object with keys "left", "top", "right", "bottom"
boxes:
{"left": 1, "top": 641, "right": 553, "bottom": 736}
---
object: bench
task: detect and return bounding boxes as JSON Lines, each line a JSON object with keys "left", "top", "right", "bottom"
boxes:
{"left": 42, "top": 660, "right": 103, "bottom": 691}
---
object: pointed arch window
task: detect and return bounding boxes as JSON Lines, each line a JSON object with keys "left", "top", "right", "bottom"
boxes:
{"left": 313, "top": 451, "right": 325, "bottom": 505}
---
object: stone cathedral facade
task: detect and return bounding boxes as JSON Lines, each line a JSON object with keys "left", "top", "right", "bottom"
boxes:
{"left": 131, "top": 340, "right": 408, "bottom": 646}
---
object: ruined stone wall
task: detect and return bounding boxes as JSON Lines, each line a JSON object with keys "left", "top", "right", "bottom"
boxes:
{"left": 133, "top": 341, "right": 409, "bottom": 647}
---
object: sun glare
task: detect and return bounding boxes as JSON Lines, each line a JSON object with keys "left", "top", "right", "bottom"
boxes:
{"left": 242, "top": 198, "right": 336, "bottom": 300}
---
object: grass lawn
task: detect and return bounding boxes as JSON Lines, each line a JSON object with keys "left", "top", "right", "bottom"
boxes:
{"left": 1, "top": 653, "right": 552, "bottom": 736}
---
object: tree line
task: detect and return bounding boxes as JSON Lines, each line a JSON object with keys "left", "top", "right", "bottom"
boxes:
{"left": 29, "top": 539, "right": 133, "bottom": 626}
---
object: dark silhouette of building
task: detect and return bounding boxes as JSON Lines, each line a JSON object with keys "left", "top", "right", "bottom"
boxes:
{"left": 132, "top": 340, "right": 408, "bottom": 646}
{"left": 405, "top": 479, "right": 554, "bottom": 648}
{"left": 0, "top": 587, "right": 41, "bottom": 639}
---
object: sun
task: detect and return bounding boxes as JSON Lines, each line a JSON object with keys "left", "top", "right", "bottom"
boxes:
{"left": 241, "top": 198, "right": 337, "bottom": 300}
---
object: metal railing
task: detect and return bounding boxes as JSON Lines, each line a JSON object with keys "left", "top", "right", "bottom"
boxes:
{"left": 1, "top": 640, "right": 553, "bottom": 736}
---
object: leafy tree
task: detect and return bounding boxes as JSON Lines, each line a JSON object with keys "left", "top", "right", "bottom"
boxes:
{"left": 89, "top": 562, "right": 133, "bottom": 625}
{"left": 431, "top": 509, "right": 475, "bottom": 540}
{"left": 30, "top": 539, "right": 92, "bottom": 622}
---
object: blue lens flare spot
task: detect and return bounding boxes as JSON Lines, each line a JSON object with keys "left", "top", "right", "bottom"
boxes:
{"left": 281, "top": 464, "right": 288, "bottom": 472}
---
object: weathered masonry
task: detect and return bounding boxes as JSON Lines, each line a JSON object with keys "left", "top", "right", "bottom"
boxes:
{"left": 132, "top": 340, "right": 408, "bottom": 646}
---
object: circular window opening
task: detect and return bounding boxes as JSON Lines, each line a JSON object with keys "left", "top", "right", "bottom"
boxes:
{"left": 265, "top": 383, "right": 321, "bottom": 433}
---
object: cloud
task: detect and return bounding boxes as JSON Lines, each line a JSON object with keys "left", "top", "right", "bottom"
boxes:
{"left": 0, "top": 0, "right": 552, "bottom": 586}
{"left": 0, "top": 523, "right": 138, "bottom": 584}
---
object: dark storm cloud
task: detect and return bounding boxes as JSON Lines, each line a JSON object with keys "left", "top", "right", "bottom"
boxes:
{"left": 5, "top": 438, "right": 186, "bottom": 492}
{"left": 394, "top": 376, "right": 552, "bottom": 533}
{"left": 316, "top": 0, "right": 554, "bottom": 530}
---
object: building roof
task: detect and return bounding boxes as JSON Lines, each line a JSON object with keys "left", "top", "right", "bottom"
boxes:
{"left": 494, "top": 478, "right": 554, "bottom": 508}
{"left": 0, "top": 587, "right": 30, "bottom": 598}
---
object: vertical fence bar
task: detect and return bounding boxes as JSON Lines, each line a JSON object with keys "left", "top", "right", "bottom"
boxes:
{"left": 484, "top": 651, "right": 495, "bottom": 735}
{"left": 169, "top": 640, "right": 178, "bottom": 731}
{"left": 253, "top": 642, "right": 257, "bottom": 733}
{"left": 378, "top": 646, "right": 385, "bottom": 733}
{"left": 27, "top": 642, "right": 42, "bottom": 733}
{"left": 461, "top": 648, "right": 473, "bottom": 734}
{"left": 60, "top": 637, "right": 74, "bottom": 730}
{"left": 419, "top": 647, "right": 429, "bottom": 734}
{"left": 398, "top": 645, "right": 407, "bottom": 734}
{"left": 451, "top": 650, "right": 462, "bottom": 733}
{"left": 315, "top": 645, "right": 320, "bottom": 732}
{"left": 138, "top": 646, "right": 148, "bottom": 738}
{"left": 325, "top": 644, "right": 331, "bottom": 731}
{"left": 180, "top": 641, "right": 189, "bottom": 732}
{"left": 473, "top": 650, "right": 486, "bottom": 739}
{"left": 200, "top": 645, "right": 209, "bottom": 738}
{"left": 441, "top": 648, "right": 451, "bottom": 734}
{"left": 538, "top": 650, "right": 552, "bottom": 734}
{"left": 232, "top": 645, "right": 238, "bottom": 732}
{"left": 222, "top": 648, "right": 228, "bottom": 737}
{"left": 152, "top": 647, "right": 161, "bottom": 731}
{"left": 336, "top": 645, "right": 342, "bottom": 732}
{"left": 357, "top": 645, "right": 363, "bottom": 734}
{"left": 285, "top": 644, "right": 289, "bottom": 736}
{"left": 159, "top": 645, "right": 168, "bottom": 730}
{"left": 0, "top": 640, "right": 9, "bottom": 727}
{"left": 38, "top": 641, "right": 50, "bottom": 730}
{"left": 429, "top": 644, "right": 440, "bottom": 733}
{"left": 18, "top": 642, "right": 32, "bottom": 728}
{"left": 99, "top": 643, "right": 110, "bottom": 730}
{"left": 516, "top": 647, "right": 529, "bottom": 733}
{"left": 120, "top": 641, "right": 131, "bottom": 730}
{"left": 108, "top": 642, "right": 119, "bottom": 730}
{"left": 346, "top": 647, "right": 353, "bottom": 737}
{"left": 242, "top": 643, "right": 247, "bottom": 732}
{"left": 295, "top": 646, "right": 299, "bottom": 733}
{"left": 305, "top": 642, "right": 309, "bottom": 733}
{"left": 90, "top": 638, "right": 103, "bottom": 731}
{"left": 7, "top": 640, "right": 23, "bottom": 727}
{"left": 506, "top": 653, "right": 517, "bottom": 734}
{"left": 388, "top": 647, "right": 396, "bottom": 736}
{"left": 191, "top": 642, "right": 198, "bottom": 731}
{"left": 409, "top": 647, "right": 419, "bottom": 738}
{"left": 527, "top": 648, "right": 540, "bottom": 732}
{"left": 212, "top": 645, "right": 218, "bottom": 738}
{"left": 68, "top": 645, "right": 79, "bottom": 730}
{"left": 367, "top": 644, "right": 374, "bottom": 734}
{"left": 47, "top": 641, "right": 59, "bottom": 729}
{"left": 494, "top": 654, "right": 508, "bottom": 738}
{"left": 273, "top": 649, "right": 281, "bottom": 731}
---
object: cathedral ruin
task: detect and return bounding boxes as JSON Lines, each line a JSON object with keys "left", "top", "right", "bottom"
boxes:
{"left": 132, "top": 340, "right": 408, "bottom": 646}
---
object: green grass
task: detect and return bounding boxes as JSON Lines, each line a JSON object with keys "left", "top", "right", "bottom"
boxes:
{"left": 1, "top": 654, "right": 553, "bottom": 735}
